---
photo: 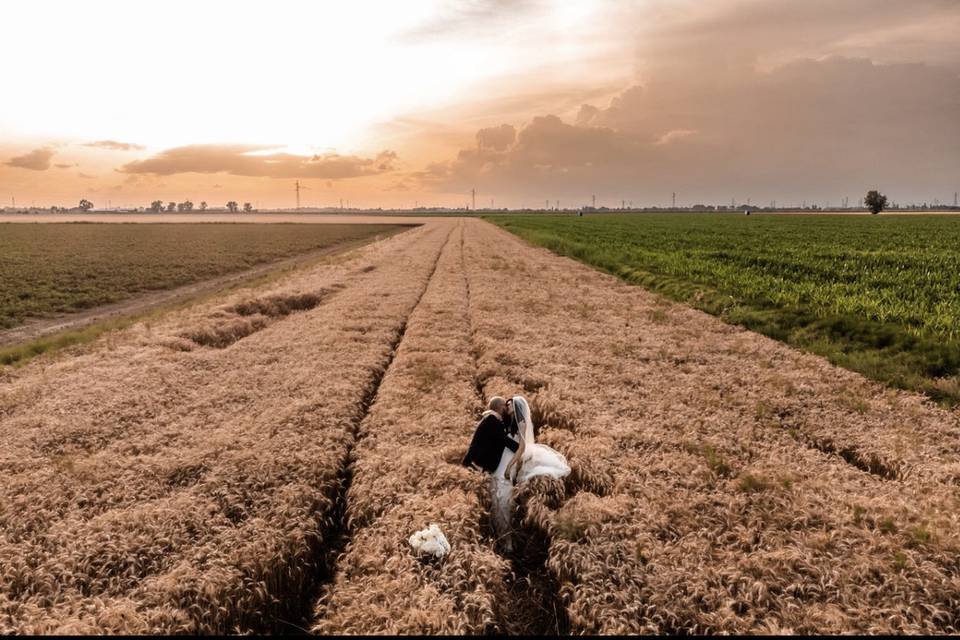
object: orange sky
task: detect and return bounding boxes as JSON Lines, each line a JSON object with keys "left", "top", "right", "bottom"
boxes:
{"left": 2, "top": 0, "right": 958, "bottom": 209}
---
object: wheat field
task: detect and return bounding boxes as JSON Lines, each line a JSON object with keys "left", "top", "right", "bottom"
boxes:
{"left": 2, "top": 218, "right": 960, "bottom": 634}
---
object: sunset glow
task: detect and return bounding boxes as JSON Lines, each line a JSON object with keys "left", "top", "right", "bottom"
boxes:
{"left": 2, "top": 0, "right": 958, "bottom": 208}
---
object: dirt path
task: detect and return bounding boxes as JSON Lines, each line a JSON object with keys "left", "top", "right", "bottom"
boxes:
{"left": 0, "top": 231, "right": 407, "bottom": 349}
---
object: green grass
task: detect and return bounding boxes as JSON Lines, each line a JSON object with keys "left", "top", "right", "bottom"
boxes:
{"left": 0, "top": 222, "right": 406, "bottom": 331}
{"left": 0, "top": 316, "right": 137, "bottom": 366}
{"left": 488, "top": 213, "right": 960, "bottom": 405}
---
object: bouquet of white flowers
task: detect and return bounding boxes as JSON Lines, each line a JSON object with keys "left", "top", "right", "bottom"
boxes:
{"left": 408, "top": 523, "right": 451, "bottom": 559}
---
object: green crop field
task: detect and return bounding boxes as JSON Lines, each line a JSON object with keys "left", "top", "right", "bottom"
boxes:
{"left": 0, "top": 223, "right": 406, "bottom": 331}
{"left": 489, "top": 213, "right": 960, "bottom": 404}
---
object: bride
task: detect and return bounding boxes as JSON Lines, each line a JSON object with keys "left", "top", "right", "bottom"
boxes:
{"left": 504, "top": 395, "right": 571, "bottom": 483}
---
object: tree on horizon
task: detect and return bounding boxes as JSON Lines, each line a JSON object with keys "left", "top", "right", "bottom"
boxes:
{"left": 865, "top": 190, "right": 888, "bottom": 215}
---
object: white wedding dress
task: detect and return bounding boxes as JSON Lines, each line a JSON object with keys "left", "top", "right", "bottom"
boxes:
{"left": 488, "top": 396, "right": 570, "bottom": 552}
{"left": 510, "top": 395, "right": 571, "bottom": 483}
{"left": 489, "top": 424, "right": 520, "bottom": 551}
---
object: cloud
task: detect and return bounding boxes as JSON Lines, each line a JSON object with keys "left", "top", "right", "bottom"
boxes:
{"left": 476, "top": 124, "right": 516, "bottom": 151}
{"left": 399, "top": 0, "right": 540, "bottom": 40}
{"left": 655, "top": 129, "right": 698, "bottom": 146}
{"left": 84, "top": 140, "right": 146, "bottom": 151}
{"left": 5, "top": 147, "right": 55, "bottom": 171}
{"left": 413, "top": 56, "right": 960, "bottom": 204}
{"left": 119, "top": 144, "right": 398, "bottom": 179}
{"left": 632, "top": 0, "right": 960, "bottom": 75}
{"left": 78, "top": 172, "right": 96, "bottom": 179}
{"left": 400, "top": 0, "right": 960, "bottom": 204}
{"left": 54, "top": 163, "right": 74, "bottom": 169}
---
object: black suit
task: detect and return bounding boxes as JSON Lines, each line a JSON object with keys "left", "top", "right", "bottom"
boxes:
{"left": 462, "top": 412, "right": 519, "bottom": 473}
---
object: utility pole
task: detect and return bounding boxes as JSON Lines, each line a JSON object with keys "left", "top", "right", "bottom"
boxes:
{"left": 592, "top": 194, "right": 596, "bottom": 208}
{"left": 672, "top": 192, "right": 676, "bottom": 209}
{"left": 471, "top": 188, "right": 476, "bottom": 211}
{"left": 295, "top": 181, "right": 301, "bottom": 210}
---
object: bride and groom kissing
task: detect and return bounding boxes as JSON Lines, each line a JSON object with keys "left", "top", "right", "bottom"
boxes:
{"left": 462, "top": 395, "right": 570, "bottom": 553}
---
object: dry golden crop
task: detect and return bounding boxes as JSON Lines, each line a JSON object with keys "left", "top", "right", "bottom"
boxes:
{"left": 312, "top": 222, "right": 513, "bottom": 634}
{"left": 3, "top": 216, "right": 960, "bottom": 635}
{"left": 0, "top": 223, "right": 449, "bottom": 633}
{"left": 462, "top": 219, "right": 960, "bottom": 634}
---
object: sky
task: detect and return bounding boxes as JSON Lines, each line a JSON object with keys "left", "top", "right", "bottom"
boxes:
{"left": 1, "top": 0, "right": 958, "bottom": 209}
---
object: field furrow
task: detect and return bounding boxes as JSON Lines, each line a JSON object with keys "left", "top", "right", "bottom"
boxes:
{"left": 0, "top": 223, "right": 448, "bottom": 633}
{"left": 312, "top": 221, "right": 514, "bottom": 634}
{"left": 464, "top": 219, "right": 960, "bottom": 634}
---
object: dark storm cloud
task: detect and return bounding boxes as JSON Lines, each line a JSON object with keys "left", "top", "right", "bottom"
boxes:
{"left": 416, "top": 57, "right": 960, "bottom": 204}
{"left": 400, "top": 0, "right": 960, "bottom": 205}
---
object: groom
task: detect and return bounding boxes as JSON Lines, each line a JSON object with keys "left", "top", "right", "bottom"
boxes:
{"left": 462, "top": 396, "right": 519, "bottom": 551}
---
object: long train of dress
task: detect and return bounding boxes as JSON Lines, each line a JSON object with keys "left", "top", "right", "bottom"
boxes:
{"left": 490, "top": 432, "right": 519, "bottom": 551}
